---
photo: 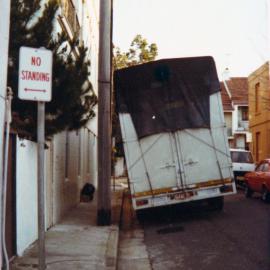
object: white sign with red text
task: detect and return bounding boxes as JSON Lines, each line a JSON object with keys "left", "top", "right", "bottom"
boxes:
{"left": 18, "top": 46, "right": 52, "bottom": 101}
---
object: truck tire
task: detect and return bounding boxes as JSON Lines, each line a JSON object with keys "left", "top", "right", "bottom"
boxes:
{"left": 136, "top": 209, "right": 146, "bottom": 221}
{"left": 207, "top": 196, "right": 224, "bottom": 211}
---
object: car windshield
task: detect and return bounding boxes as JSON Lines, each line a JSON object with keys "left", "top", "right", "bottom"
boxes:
{"left": 230, "top": 151, "right": 254, "bottom": 163}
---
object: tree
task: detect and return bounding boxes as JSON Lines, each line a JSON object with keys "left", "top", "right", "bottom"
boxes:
{"left": 112, "top": 35, "right": 158, "bottom": 158}
{"left": 113, "top": 34, "right": 158, "bottom": 70}
{"left": 8, "top": 0, "right": 97, "bottom": 138}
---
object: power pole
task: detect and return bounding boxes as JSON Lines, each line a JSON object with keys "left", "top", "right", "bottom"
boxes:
{"left": 37, "top": 102, "right": 46, "bottom": 270}
{"left": 0, "top": 0, "right": 11, "bottom": 268}
{"left": 97, "top": 0, "right": 112, "bottom": 225}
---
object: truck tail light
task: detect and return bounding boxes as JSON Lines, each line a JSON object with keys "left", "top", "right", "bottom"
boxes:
{"left": 136, "top": 199, "right": 149, "bottom": 206}
{"left": 220, "top": 185, "right": 233, "bottom": 193}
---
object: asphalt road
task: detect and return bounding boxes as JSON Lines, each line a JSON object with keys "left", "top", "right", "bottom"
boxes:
{"left": 140, "top": 190, "right": 270, "bottom": 270}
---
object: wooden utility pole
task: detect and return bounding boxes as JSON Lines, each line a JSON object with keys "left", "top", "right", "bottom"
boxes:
{"left": 0, "top": 1, "right": 11, "bottom": 268}
{"left": 37, "top": 102, "right": 46, "bottom": 270}
{"left": 97, "top": 0, "right": 112, "bottom": 225}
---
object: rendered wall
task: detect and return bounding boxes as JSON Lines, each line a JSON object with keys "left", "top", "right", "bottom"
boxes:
{"left": 114, "top": 157, "right": 125, "bottom": 178}
{"left": 51, "top": 129, "right": 97, "bottom": 224}
{"left": 65, "top": 131, "right": 80, "bottom": 207}
{"left": 16, "top": 138, "right": 54, "bottom": 255}
{"left": 80, "top": 129, "right": 88, "bottom": 189}
{"left": 16, "top": 126, "right": 99, "bottom": 255}
{"left": 52, "top": 131, "right": 81, "bottom": 224}
{"left": 45, "top": 141, "right": 53, "bottom": 229}
{"left": 85, "top": 107, "right": 98, "bottom": 187}
{"left": 16, "top": 138, "right": 38, "bottom": 256}
{"left": 80, "top": 126, "right": 98, "bottom": 189}
{"left": 52, "top": 132, "right": 66, "bottom": 224}
{"left": 15, "top": 0, "right": 100, "bottom": 254}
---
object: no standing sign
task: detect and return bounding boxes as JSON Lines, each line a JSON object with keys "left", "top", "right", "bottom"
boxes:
{"left": 18, "top": 46, "right": 52, "bottom": 102}
{"left": 18, "top": 46, "right": 53, "bottom": 270}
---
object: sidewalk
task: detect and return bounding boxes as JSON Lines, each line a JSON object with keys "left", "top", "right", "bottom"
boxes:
{"left": 117, "top": 190, "right": 152, "bottom": 270}
{"left": 11, "top": 189, "right": 123, "bottom": 270}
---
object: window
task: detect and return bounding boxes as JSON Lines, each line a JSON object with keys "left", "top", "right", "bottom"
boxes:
{"left": 255, "top": 132, "right": 261, "bottom": 162}
{"left": 230, "top": 151, "right": 254, "bottom": 163}
{"left": 255, "top": 83, "right": 260, "bottom": 113}
{"left": 241, "top": 107, "right": 248, "bottom": 121}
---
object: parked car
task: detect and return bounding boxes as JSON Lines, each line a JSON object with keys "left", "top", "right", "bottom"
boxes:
{"left": 244, "top": 159, "right": 270, "bottom": 202}
{"left": 230, "top": 149, "right": 255, "bottom": 185}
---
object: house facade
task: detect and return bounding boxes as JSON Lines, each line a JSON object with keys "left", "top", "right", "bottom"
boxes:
{"left": 220, "top": 77, "right": 251, "bottom": 150}
{"left": 8, "top": 0, "right": 100, "bottom": 258}
{"left": 248, "top": 62, "right": 270, "bottom": 163}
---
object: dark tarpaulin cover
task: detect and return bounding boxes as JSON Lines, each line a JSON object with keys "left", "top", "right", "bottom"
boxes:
{"left": 114, "top": 56, "right": 221, "bottom": 139}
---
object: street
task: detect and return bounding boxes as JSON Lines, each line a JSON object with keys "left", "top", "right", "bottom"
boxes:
{"left": 119, "top": 189, "right": 270, "bottom": 270}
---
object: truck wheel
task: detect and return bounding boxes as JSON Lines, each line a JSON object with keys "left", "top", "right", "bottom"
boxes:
{"left": 207, "top": 196, "right": 224, "bottom": 211}
{"left": 262, "top": 187, "right": 270, "bottom": 203}
{"left": 244, "top": 185, "right": 253, "bottom": 198}
{"left": 136, "top": 209, "right": 146, "bottom": 221}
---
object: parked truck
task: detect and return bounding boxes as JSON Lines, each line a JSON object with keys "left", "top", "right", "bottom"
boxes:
{"left": 114, "top": 56, "right": 236, "bottom": 211}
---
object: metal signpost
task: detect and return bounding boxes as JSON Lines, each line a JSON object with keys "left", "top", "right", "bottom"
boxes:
{"left": 18, "top": 46, "right": 52, "bottom": 270}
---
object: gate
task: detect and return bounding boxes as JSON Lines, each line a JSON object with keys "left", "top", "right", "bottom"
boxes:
{"left": 5, "top": 133, "right": 16, "bottom": 259}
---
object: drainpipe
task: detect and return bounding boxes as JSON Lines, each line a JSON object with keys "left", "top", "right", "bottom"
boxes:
{"left": 0, "top": 0, "right": 11, "bottom": 268}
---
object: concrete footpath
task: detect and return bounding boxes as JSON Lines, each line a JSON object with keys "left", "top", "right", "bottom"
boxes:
{"left": 11, "top": 189, "right": 123, "bottom": 270}
{"left": 117, "top": 191, "right": 152, "bottom": 270}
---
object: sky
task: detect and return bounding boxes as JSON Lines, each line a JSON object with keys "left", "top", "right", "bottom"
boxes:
{"left": 113, "top": 0, "right": 269, "bottom": 79}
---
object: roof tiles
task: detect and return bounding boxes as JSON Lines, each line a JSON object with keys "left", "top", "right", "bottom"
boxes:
{"left": 220, "top": 77, "right": 248, "bottom": 110}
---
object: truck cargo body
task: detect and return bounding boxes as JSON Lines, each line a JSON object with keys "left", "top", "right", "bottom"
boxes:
{"left": 115, "top": 57, "right": 236, "bottom": 210}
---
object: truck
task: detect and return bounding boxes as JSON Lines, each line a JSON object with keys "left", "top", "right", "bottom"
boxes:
{"left": 114, "top": 56, "right": 236, "bottom": 211}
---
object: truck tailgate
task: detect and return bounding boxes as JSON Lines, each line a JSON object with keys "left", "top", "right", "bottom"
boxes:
{"left": 119, "top": 92, "right": 235, "bottom": 205}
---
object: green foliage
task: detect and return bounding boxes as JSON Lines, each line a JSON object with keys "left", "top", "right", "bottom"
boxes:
{"left": 8, "top": 0, "right": 97, "bottom": 138}
{"left": 113, "top": 34, "right": 158, "bottom": 70}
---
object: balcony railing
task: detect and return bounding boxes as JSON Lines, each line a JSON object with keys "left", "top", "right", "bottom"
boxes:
{"left": 237, "top": 121, "right": 249, "bottom": 131}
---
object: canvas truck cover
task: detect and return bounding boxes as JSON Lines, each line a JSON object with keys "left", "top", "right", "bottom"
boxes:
{"left": 114, "top": 56, "right": 220, "bottom": 138}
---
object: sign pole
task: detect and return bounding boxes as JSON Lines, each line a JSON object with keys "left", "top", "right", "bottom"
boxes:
{"left": 37, "top": 101, "right": 46, "bottom": 270}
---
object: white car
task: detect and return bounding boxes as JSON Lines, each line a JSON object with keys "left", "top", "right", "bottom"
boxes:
{"left": 230, "top": 149, "right": 256, "bottom": 185}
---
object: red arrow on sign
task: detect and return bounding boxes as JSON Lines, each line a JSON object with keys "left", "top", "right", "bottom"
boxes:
{"left": 24, "top": 88, "right": 46, "bottom": 93}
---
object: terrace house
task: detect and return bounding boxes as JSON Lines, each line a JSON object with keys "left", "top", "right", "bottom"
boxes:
{"left": 220, "top": 77, "right": 251, "bottom": 150}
